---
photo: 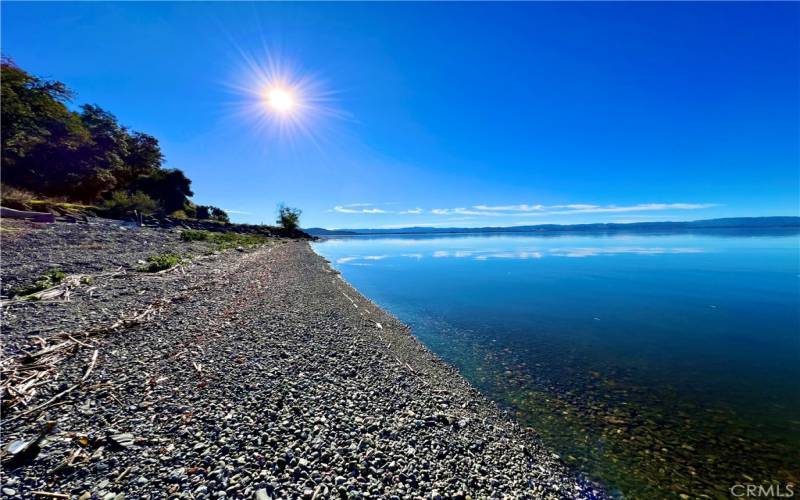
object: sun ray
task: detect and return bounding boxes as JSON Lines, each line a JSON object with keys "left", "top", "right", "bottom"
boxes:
{"left": 222, "top": 47, "right": 348, "bottom": 149}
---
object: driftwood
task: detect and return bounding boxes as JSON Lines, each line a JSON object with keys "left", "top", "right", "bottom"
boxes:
{"left": 0, "top": 206, "right": 56, "bottom": 223}
{"left": 29, "top": 492, "right": 69, "bottom": 499}
{"left": 8, "top": 350, "right": 97, "bottom": 421}
{"left": 1, "top": 268, "right": 126, "bottom": 306}
{"left": 1, "top": 293, "right": 173, "bottom": 418}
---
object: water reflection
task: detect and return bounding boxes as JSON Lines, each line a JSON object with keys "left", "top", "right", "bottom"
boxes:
{"left": 335, "top": 246, "right": 705, "bottom": 264}
{"left": 549, "top": 247, "right": 704, "bottom": 258}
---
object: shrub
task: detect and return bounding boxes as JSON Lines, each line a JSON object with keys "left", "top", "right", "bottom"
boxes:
{"left": 182, "top": 202, "right": 198, "bottom": 219}
{"left": 277, "top": 204, "right": 301, "bottom": 230}
{"left": 179, "top": 229, "right": 268, "bottom": 250}
{"left": 170, "top": 209, "right": 188, "bottom": 219}
{"left": 209, "top": 206, "right": 229, "bottom": 223}
{"left": 139, "top": 253, "right": 181, "bottom": 272}
{"left": 180, "top": 229, "right": 210, "bottom": 242}
{"left": 11, "top": 268, "right": 66, "bottom": 297}
{"left": 209, "top": 231, "right": 267, "bottom": 250}
{"left": 102, "top": 190, "right": 159, "bottom": 218}
{"left": 129, "top": 168, "right": 193, "bottom": 214}
{"left": 0, "top": 184, "right": 35, "bottom": 210}
{"left": 195, "top": 205, "right": 211, "bottom": 220}
{"left": 194, "top": 205, "right": 229, "bottom": 222}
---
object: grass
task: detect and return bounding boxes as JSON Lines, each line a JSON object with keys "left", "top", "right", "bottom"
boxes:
{"left": 11, "top": 269, "right": 66, "bottom": 297}
{"left": 28, "top": 200, "right": 96, "bottom": 212}
{"left": 180, "top": 229, "right": 270, "bottom": 251}
{"left": 139, "top": 253, "right": 182, "bottom": 272}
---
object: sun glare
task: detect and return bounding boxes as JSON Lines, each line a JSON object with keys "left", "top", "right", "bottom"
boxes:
{"left": 265, "top": 87, "right": 296, "bottom": 113}
{"left": 226, "top": 49, "right": 346, "bottom": 146}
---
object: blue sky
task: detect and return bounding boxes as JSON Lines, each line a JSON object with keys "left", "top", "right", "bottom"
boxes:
{"left": 2, "top": 2, "right": 798, "bottom": 228}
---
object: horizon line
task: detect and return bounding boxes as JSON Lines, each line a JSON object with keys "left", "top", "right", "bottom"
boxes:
{"left": 306, "top": 215, "right": 800, "bottom": 232}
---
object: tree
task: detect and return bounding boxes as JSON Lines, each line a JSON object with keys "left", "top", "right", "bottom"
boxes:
{"left": 209, "top": 206, "right": 229, "bottom": 222}
{"left": 195, "top": 205, "right": 211, "bottom": 220}
{"left": 79, "top": 104, "right": 128, "bottom": 168}
{"left": 1, "top": 59, "right": 202, "bottom": 214}
{"left": 130, "top": 168, "right": 194, "bottom": 214}
{"left": 1, "top": 57, "right": 94, "bottom": 197}
{"left": 102, "top": 190, "right": 159, "bottom": 217}
{"left": 120, "top": 131, "right": 163, "bottom": 185}
{"left": 277, "top": 204, "right": 302, "bottom": 230}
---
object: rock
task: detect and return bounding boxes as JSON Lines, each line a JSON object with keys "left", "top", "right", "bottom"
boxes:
{"left": 108, "top": 433, "right": 135, "bottom": 448}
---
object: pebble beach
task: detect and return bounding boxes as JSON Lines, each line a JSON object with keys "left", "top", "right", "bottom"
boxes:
{"left": 1, "top": 220, "right": 602, "bottom": 499}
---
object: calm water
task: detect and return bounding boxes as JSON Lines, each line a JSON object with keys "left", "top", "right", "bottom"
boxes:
{"left": 312, "top": 230, "right": 800, "bottom": 499}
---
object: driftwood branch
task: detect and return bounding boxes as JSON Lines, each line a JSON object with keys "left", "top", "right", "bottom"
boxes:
{"left": 2, "top": 293, "right": 172, "bottom": 418}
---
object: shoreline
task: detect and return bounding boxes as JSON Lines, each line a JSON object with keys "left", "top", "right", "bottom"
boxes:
{"left": 1, "top": 221, "right": 601, "bottom": 498}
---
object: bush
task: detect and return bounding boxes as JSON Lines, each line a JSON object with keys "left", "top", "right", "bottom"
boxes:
{"left": 11, "top": 268, "right": 66, "bottom": 297}
{"left": 129, "top": 168, "right": 193, "bottom": 214}
{"left": 209, "top": 206, "right": 229, "bottom": 223}
{"left": 195, "top": 205, "right": 211, "bottom": 220}
{"left": 180, "top": 229, "right": 267, "bottom": 249}
{"left": 170, "top": 210, "right": 188, "bottom": 219}
{"left": 0, "top": 184, "right": 35, "bottom": 210}
{"left": 180, "top": 229, "right": 210, "bottom": 241}
{"left": 195, "top": 205, "right": 229, "bottom": 222}
{"left": 209, "top": 231, "right": 267, "bottom": 250}
{"left": 277, "top": 204, "right": 301, "bottom": 230}
{"left": 139, "top": 253, "right": 181, "bottom": 272}
{"left": 102, "top": 190, "right": 159, "bottom": 217}
{"left": 182, "top": 202, "right": 198, "bottom": 219}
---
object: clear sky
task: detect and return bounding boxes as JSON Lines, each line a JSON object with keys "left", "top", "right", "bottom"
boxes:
{"left": 2, "top": 2, "right": 798, "bottom": 228}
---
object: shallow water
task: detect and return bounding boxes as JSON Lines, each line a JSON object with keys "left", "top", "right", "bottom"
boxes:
{"left": 312, "top": 229, "right": 800, "bottom": 499}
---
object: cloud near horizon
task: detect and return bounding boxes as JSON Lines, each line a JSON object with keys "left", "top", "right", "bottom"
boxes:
{"left": 331, "top": 202, "right": 719, "bottom": 217}
{"left": 332, "top": 205, "right": 389, "bottom": 214}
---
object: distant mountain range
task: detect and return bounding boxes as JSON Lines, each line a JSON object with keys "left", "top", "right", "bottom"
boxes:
{"left": 305, "top": 216, "right": 800, "bottom": 236}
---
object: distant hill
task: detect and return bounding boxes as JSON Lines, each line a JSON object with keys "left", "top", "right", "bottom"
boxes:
{"left": 304, "top": 217, "right": 800, "bottom": 236}
{"left": 304, "top": 227, "right": 359, "bottom": 236}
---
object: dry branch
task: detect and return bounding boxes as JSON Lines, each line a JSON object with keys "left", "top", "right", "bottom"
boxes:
{"left": 1, "top": 294, "right": 173, "bottom": 417}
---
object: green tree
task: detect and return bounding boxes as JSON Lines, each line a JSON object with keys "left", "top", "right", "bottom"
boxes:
{"left": 120, "top": 131, "right": 163, "bottom": 185}
{"left": 130, "top": 168, "right": 194, "bottom": 214}
{"left": 277, "top": 204, "right": 302, "bottom": 230}
{"left": 209, "top": 206, "right": 230, "bottom": 222}
{"left": 2, "top": 59, "right": 202, "bottom": 214}
{"left": 195, "top": 205, "right": 211, "bottom": 220}
{"left": 102, "top": 190, "right": 160, "bottom": 217}
{"left": 1, "top": 57, "right": 94, "bottom": 197}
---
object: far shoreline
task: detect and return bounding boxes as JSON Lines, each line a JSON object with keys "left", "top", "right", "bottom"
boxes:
{"left": 305, "top": 216, "right": 800, "bottom": 237}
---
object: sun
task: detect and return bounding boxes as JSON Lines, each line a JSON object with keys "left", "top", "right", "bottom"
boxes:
{"left": 226, "top": 49, "right": 346, "bottom": 144}
{"left": 265, "top": 87, "right": 296, "bottom": 113}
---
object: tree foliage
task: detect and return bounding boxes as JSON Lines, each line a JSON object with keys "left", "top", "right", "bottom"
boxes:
{"left": 194, "top": 205, "right": 229, "bottom": 222}
{"left": 0, "top": 57, "right": 195, "bottom": 214}
{"left": 277, "top": 204, "right": 302, "bottom": 230}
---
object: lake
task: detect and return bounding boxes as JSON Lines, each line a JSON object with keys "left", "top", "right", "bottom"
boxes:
{"left": 311, "top": 230, "right": 800, "bottom": 499}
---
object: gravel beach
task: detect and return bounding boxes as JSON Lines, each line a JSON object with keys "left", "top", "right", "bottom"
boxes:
{"left": 1, "top": 221, "right": 602, "bottom": 499}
